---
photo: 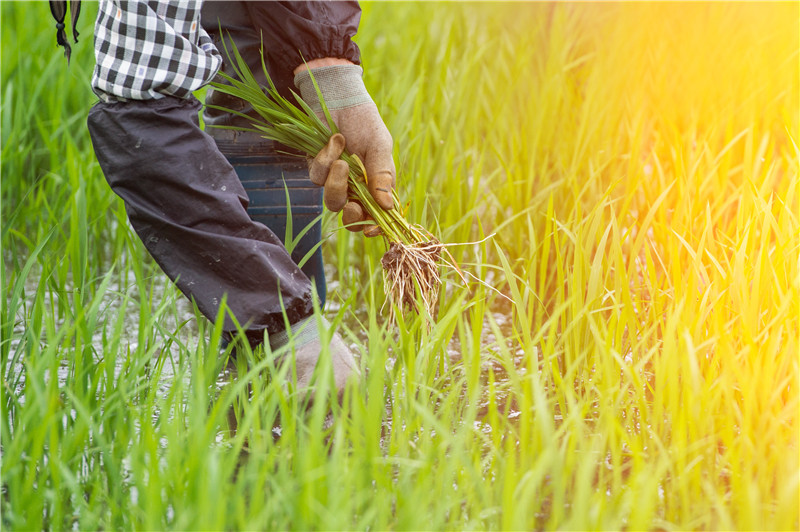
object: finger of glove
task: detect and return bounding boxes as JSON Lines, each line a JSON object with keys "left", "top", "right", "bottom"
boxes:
{"left": 310, "top": 133, "right": 346, "bottom": 186}
{"left": 363, "top": 224, "right": 383, "bottom": 238}
{"left": 323, "top": 160, "right": 349, "bottom": 212}
{"left": 367, "top": 167, "right": 395, "bottom": 210}
{"left": 342, "top": 201, "right": 381, "bottom": 236}
{"left": 333, "top": 104, "right": 396, "bottom": 210}
{"left": 342, "top": 201, "right": 365, "bottom": 232}
{"left": 362, "top": 131, "right": 395, "bottom": 210}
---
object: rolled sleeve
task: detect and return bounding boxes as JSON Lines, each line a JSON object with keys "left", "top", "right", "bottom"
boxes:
{"left": 244, "top": 1, "right": 361, "bottom": 77}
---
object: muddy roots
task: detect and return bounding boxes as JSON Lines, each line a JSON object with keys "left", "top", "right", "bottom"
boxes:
{"left": 381, "top": 240, "right": 444, "bottom": 318}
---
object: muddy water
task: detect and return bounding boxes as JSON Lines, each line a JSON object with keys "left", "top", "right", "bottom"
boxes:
{"left": 8, "top": 260, "right": 521, "bottom": 428}
{"left": 7, "top": 267, "right": 194, "bottom": 401}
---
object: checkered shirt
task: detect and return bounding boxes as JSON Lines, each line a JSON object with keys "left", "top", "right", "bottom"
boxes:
{"left": 91, "top": 0, "right": 222, "bottom": 101}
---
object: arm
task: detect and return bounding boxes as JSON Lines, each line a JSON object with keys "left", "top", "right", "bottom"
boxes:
{"left": 246, "top": 1, "right": 396, "bottom": 223}
{"left": 203, "top": 1, "right": 395, "bottom": 229}
{"left": 294, "top": 57, "right": 355, "bottom": 74}
{"left": 201, "top": 1, "right": 361, "bottom": 119}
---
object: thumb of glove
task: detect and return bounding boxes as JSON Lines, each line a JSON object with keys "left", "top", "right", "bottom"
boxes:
{"left": 335, "top": 103, "right": 396, "bottom": 211}
{"left": 363, "top": 137, "right": 395, "bottom": 211}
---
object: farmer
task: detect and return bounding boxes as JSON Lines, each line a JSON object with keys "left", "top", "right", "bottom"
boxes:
{"left": 83, "top": 0, "right": 396, "bottom": 391}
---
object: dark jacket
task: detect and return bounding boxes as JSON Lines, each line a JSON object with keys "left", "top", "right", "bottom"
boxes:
{"left": 202, "top": 1, "right": 362, "bottom": 128}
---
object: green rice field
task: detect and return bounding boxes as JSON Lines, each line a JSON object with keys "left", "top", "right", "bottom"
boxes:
{"left": 2, "top": 2, "right": 798, "bottom": 529}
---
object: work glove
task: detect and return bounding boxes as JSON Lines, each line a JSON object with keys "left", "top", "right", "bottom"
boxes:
{"left": 295, "top": 65, "right": 395, "bottom": 236}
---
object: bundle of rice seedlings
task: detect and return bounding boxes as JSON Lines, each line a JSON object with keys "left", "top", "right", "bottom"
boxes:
{"left": 208, "top": 43, "right": 463, "bottom": 319}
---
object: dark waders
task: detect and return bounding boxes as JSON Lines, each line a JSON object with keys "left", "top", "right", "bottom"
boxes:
{"left": 209, "top": 130, "right": 327, "bottom": 308}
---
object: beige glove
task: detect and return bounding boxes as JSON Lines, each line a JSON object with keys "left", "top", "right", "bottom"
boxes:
{"left": 296, "top": 65, "right": 395, "bottom": 236}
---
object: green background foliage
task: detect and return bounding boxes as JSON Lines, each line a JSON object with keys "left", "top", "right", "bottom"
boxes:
{"left": 2, "top": 2, "right": 798, "bottom": 529}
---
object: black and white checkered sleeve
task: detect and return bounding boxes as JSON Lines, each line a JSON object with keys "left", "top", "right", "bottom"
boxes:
{"left": 91, "top": 0, "right": 221, "bottom": 101}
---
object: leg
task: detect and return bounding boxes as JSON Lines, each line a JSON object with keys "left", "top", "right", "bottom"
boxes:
{"left": 87, "top": 96, "right": 314, "bottom": 341}
{"left": 208, "top": 130, "right": 328, "bottom": 307}
{"left": 201, "top": 1, "right": 328, "bottom": 306}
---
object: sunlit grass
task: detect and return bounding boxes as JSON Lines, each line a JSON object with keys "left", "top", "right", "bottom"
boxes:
{"left": 2, "top": 2, "right": 798, "bottom": 530}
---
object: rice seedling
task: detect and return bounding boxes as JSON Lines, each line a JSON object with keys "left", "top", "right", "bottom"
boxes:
{"left": 208, "top": 41, "right": 461, "bottom": 319}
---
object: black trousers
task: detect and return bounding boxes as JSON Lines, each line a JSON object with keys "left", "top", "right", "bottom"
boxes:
{"left": 87, "top": 96, "right": 314, "bottom": 341}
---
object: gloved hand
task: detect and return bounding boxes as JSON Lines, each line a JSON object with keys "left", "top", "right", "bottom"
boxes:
{"left": 295, "top": 65, "right": 395, "bottom": 236}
